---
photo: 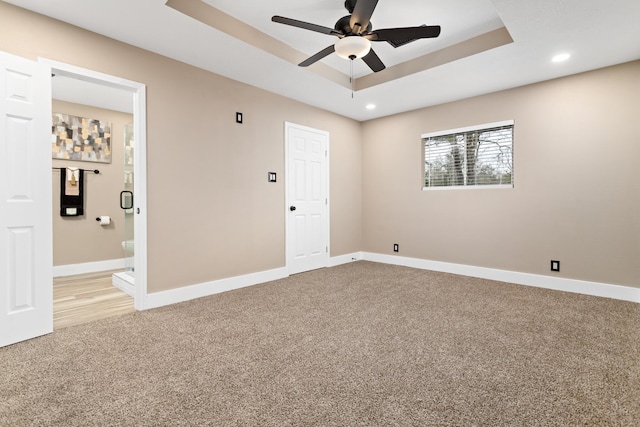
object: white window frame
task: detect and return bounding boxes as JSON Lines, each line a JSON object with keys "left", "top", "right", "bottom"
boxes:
{"left": 422, "top": 120, "right": 514, "bottom": 191}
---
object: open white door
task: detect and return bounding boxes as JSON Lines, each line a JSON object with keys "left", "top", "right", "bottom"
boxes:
{"left": 285, "top": 122, "right": 329, "bottom": 275}
{"left": 0, "top": 51, "right": 53, "bottom": 347}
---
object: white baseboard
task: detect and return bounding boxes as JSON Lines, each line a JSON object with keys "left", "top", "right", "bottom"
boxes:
{"left": 112, "top": 272, "right": 135, "bottom": 297}
{"left": 136, "top": 252, "right": 639, "bottom": 311}
{"left": 361, "top": 252, "right": 640, "bottom": 304}
{"left": 143, "top": 254, "right": 362, "bottom": 310}
{"left": 329, "top": 252, "right": 363, "bottom": 267}
{"left": 144, "top": 267, "right": 289, "bottom": 310}
{"left": 53, "top": 258, "right": 126, "bottom": 277}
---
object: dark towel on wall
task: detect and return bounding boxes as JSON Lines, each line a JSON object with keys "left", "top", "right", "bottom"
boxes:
{"left": 60, "top": 167, "right": 84, "bottom": 216}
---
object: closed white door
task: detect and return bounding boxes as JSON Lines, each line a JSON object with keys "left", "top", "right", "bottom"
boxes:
{"left": 0, "top": 52, "right": 53, "bottom": 347}
{"left": 286, "top": 122, "right": 329, "bottom": 275}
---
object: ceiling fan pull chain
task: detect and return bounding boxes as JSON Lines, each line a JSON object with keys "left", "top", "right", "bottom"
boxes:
{"left": 351, "top": 59, "right": 354, "bottom": 98}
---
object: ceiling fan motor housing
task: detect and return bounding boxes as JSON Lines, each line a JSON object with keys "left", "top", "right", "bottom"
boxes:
{"left": 335, "top": 15, "right": 372, "bottom": 35}
{"left": 344, "top": 0, "right": 357, "bottom": 13}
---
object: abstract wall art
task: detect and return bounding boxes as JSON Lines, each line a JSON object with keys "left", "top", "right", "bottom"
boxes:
{"left": 52, "top": 113, "right": 112, "bottom": 163}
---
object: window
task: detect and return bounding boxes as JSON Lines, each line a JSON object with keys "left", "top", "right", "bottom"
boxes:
{"left": 422, "top": 120, "right": 514, "bottom": 189}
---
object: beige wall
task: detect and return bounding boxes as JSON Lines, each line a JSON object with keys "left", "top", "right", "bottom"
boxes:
{"left": 361, "top": 61, "right": 640, "bottom": 288}
{"left": 0, "top": 2, "right": 362, "bottom": 293}
{"left": 51, "top": 100, "right": 131, "bottom": 266}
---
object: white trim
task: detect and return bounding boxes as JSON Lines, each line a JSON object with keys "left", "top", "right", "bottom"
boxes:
{"left": 112, "top": 272, "right": 135, "bottom": 297}
{"left": 144, "top": 267, "right": 288, "bottom": 310}
{"left": 329, "top": 252, "right": 363, "bottom": 267}
{"left": 40, "top": 59, "right": 143, "bottom": 92}
{"left": 103, "top": 251, "right": 639, "bottom": 311}
{"left": 53, "top": 258, "right": 126, "bottom": 277}
{"left": 132, "top": 84, "right": 148, "bottom": 310}
{"left": 326, "top": 137, "right": 331, "bottom": 262}
{"left": 422, "top": 184, "right": 513, "bottom": 191}
{"left": 144, "top": 253, "right": 360, "bottom": 309}
{"left": 361, "top": 252, "right": 640, "bottom": 303}
{"left": 421, "top": 119, "right": 514, "bottom": 139}
{"left": 39, "top": 58, "right": 148, "bottom": 311}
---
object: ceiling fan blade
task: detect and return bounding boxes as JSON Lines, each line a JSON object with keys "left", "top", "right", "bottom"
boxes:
{"left": 362, "top": 48, "right": 385, "bottom": 72}
{"left": 272, "top": 16, "right": 341, "bottom": 36}
{"left": 299, "top": 45, "right": 336, "bottom": 67}
{"left": 368, "top": 25, "right": 441, "bottom": 42}
{"left": 350, "top": 0, "right": 379, "bottom": 34}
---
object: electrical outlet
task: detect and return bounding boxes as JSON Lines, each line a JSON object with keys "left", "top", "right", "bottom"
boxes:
{"left": 551, "top": 260, "right": 560, "bottom": 272}
{"left": 393, "top": 243, "right": 399, "bottom": 252}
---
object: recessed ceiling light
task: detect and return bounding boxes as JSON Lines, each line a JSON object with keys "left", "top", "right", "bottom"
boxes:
{"left": 552, "top": 53, "right": 571, "bottom": 63}
{"left": 366, "top": 104, "right": 376, "bottom": 110}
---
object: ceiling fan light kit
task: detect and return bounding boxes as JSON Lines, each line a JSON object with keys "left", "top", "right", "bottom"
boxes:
{"left": 335, "top": 36, "right": 371, "bottom": 60}
{"left": 272, "top": 0, "right": 441, "bottom": 73}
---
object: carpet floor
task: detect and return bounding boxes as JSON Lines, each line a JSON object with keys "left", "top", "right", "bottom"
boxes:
{"left": 1, "top": 261, "right": 638, "bottom": 426}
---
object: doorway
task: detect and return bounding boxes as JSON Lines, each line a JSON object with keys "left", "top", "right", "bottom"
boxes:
{"left": 43, "top": 58, "right": 148, "bottom": 311}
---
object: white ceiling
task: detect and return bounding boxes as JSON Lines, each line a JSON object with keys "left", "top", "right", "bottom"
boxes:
{"left": 6, "top": 0, "right": 640, "bottom": 121}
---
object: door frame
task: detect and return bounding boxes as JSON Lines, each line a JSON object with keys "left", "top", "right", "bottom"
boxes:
{"left": 39, "top": 58, "right": 149, "bottom": 310}
{"left": 284, "top": 121, "right": 330, "bottom": 275}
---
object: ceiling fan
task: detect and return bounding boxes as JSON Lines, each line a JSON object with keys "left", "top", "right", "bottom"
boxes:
{"left": 272, "top": 0, "right": 441, "bottom": 73}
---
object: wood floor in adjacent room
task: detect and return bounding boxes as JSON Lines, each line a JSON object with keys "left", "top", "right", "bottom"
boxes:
{"left": 53, "top": 270, "right": 135, "bottom": 329}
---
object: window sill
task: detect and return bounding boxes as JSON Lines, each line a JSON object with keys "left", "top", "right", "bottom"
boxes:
{"left": 422, "top": 184, "right": 513, "bottom": 192}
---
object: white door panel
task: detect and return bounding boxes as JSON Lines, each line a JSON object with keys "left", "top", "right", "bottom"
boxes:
{"left": 286, "top": 123, "right": 328, "bottom": 275}
{"left": 0, "top": 51, "right": 52, "bottom": 347}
